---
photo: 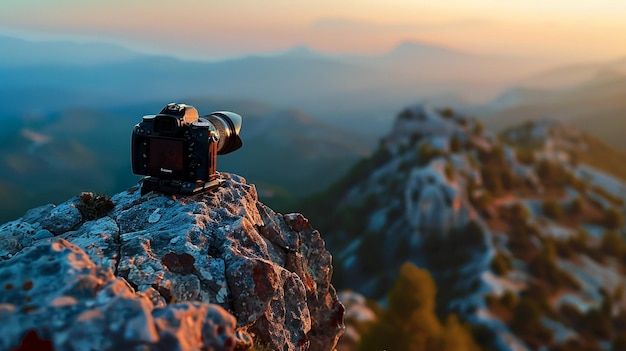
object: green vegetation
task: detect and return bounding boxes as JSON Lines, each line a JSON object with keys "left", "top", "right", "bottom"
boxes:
{"left": 536, "top": 159, "right": 571, "bottom": 188}
{"left": 574, "top": 133, "right": 626, "bottom": 182}
{"left": 76, "top": 192, "right": 115, "bottom": 221}
{"left": 497, "top": 203, "right": 538, "bottom": 259}
{"left": 490, "top": 252, "right": 512, "bottom": 276}
{"left": 500, "top": 290, "right": 519, "bottom": 310}
{"left": 500, "top": 121, "right": 544, "bottom": 150}
{"left": 469, "top": 190, "right": 493, "bottom": 212}
{"left": 503, "top": 202, "right": 531, "bottom": 223}
{"left": 528, "top": 242, "right": 580, "bottom": 290}
{"left": 417, "top": 141, "right": 445, "bottom": 166}
{"left": 604, "top": 207, "right": 625, "bottom": 230}
{"left": 557, "top": 289, "right": 622, "bottom": 343}
{"left": 551, "top": 227, "right": 626, "bottom": 264}
{"left": 444, "top": 162, "right": 456, "bottom": 181}
{"left": 410, "top": 134, "right": 423, "bottom": 149}
{"left": 473, "top": 121, "right": 484, "bottom": 136}
{"left": 421, "top": 221, "right": 488, "bottom": 318}
{"left": 591, "top": 185, "right": 625, "bottom": 207}
{"left": 601, "top": 230, "right": 625, "bottom": 257}
{"left": 298, "top": 144, "right": 393, "bottom": 236}
{"left": 343, "top": 146, "right": 392, "bottom": 188}
{"left": 568, "top": 175, "right": 589, "bottom": 193}
{"left": 357, "top": 232, "right": 386, "bottom": 272}
{"left": 477, "top": 144, "right": 516, "bottom": 196}
{"left": 515, "top": 148, "right": 536, "bottom": 165}
{"left": 489, "top": 221, "right": 626, "bottom": 350}
{"left": 449, "top": 134, "right": 463, "bottom": 153}
{"left": 359, "top": 262, "right": 483, "bottom": 351}
{"left": 567, "top": 228, "right": 591, "bottom": 253}
{"left": 568, "top": 197, "right": 584, "bottom": 215}
{"left": 542, "top": 199, "right": 564, "bottom": 220}
{"left": 422, "top": 221, "right": 487, "bottom": 272}
{"left": 297, "top": 109, "right": 626, "bottom": 351}
{"left": 398, "top": 109, "right": 412, "bottom": 120}
{"left": 438, "top": 107, "right": 455, "bottom": 118}
{"left": 510, "top": 296, "right": 554, "bottom": 349}
{"left": 331, "top": 195, "right": 379, "bottom": 238}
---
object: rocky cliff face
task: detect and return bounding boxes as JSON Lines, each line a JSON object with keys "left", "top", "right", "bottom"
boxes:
{"left": 307, "top": 105, "right": 626, "bottom": 351}
{"left": 0, "top": 173, "right": 344, "bottom": 351}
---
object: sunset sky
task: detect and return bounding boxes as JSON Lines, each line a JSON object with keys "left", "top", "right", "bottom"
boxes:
{"left": 1, "top": 0, "right": 625, "bottom": 62}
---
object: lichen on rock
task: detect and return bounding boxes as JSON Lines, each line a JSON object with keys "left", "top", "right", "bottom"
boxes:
{"left": 0, "top": 173, "right": 344, "bottom": 351}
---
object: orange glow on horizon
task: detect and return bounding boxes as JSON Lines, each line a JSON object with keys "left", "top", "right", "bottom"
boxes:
{"left": 0, "top": 0, "right": 625, "bottom": 62}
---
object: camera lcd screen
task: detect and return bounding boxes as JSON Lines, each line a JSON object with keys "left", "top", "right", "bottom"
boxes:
{"left": 147, "top": 137, "right": 184, "bottom": 175}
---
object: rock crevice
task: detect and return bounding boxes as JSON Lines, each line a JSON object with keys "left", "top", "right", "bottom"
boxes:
{"left": 0, "top": 173, "right": 344, "bottom": 351}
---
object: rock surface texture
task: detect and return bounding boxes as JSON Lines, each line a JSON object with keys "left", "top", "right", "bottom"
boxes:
{"left": 0, "top": 173, "right": 344, "bottom": 351}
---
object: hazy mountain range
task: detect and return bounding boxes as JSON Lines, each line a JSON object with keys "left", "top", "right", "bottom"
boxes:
{"left": 2, "top": 34, "right": 626, "bottom": 225}
{"left": 0, "top": 97, "right": 372, "bottom": 222}
{"left": 0, "top": 35, "right": 551, "bottom": 133}
{"left": 479, "top": 59, "right": 626, "bottom": 148}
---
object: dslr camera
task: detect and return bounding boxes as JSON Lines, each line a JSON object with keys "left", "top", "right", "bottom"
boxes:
{"left": 131, "top": 103, "right": 242, "bottom": 195}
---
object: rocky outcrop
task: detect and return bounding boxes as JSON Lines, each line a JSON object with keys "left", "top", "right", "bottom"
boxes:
{"left": 404, "top": 159, "right": 474, "bottom": 234}
{"left": 315, "top": 104, "right": 626, "bottom": 351}
{"left": 335, "top": 291, "right": 376, "bottom": 351}
{"left": 0, "top": 173, "right": 344, "bottom": 351}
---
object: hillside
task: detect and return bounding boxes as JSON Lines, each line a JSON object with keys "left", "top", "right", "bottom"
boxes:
{"left": 0, "top": 35, "right": 551, "bottom": 132}
{"left": 0, "top": 99, "right": 370, "bottom": 223}
{"left": 519, "top": 58, "right": 626, "bottom": 90}
{"left": 302, "top": 105, "right": 626, "bottom": 350}
{"left": 481, "top": 68, "right": 626, "bottom": 150}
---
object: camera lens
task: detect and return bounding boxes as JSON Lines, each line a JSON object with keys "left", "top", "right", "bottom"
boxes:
{"left": 207, "top": 112, "right": 243, "bottom": 155}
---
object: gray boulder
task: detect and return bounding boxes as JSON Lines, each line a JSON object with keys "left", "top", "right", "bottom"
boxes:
{"left": 0, "top": 173, "right": 344, "bottom": 351}
{"left": 404, "top": 163, "right": 472, "bottom": 235}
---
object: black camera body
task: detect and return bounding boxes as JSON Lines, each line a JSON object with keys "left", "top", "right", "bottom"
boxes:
{"left": 131, "top": 103, "right": 242, "bottom": 195}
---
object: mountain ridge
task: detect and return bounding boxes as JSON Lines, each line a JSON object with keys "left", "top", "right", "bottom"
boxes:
{"left": 0, "top": 35, "right": 146, "bottom": 67}
{"left": 0, "top": 34, "right": 552, "bottom": 125}
{"left": 0, "top": 35, "right": 471, "bottom": 66}
{"left": 481, "top": 69, "right": 626, "bottom": 152}
{"left": 0, "top": 99, "right": 371, "bottom": 223}
{"left": 302, "top": 105, "right": 626, "bottom": 351}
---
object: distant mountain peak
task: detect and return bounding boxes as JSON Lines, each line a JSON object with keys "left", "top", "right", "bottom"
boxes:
{"left": 0, "top": 35, "right": 145, "bottom": 67}
{"left": 281, "top": 45, "right": 324, "bottom": 58}
{"left": 388, "top": 40, "right": 465, "bottom": 57}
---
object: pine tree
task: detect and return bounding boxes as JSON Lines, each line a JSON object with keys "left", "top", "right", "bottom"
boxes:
{"left": 359, "top": 262, "right": 482, "bottom": 351}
